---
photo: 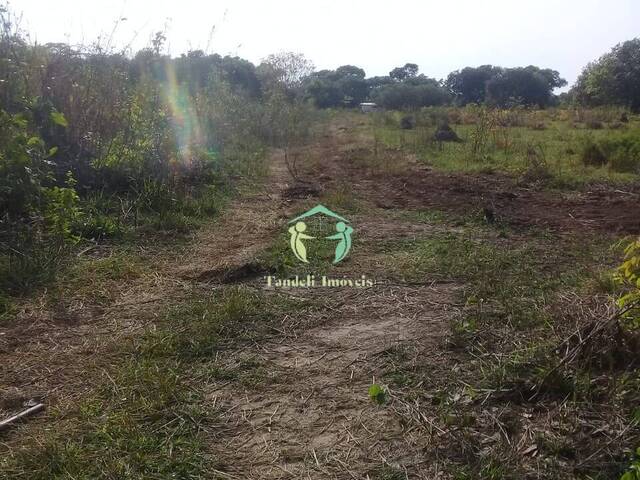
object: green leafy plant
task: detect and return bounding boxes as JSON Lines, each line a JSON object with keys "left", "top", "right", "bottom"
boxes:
{"left": 615, "top": 237, "right": 640, "bottom": 328}
{"left": 44, "top": 172, "right": 81, "bottom": 242}
{"left": 620, "top": 447, "right": 640, "bottom": 480}
{"left": 368, "top": 383, "right": 387, "bottom": 405}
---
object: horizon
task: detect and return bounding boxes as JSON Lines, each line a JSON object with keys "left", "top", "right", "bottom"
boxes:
{"left": 10, "top": 0, "right": 640, "bottom": 89}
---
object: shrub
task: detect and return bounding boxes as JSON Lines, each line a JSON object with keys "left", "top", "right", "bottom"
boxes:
{"left": 620, "top": 446, "right": 640, "bottom": 480}
{"left": 521, "top": 143, "right": 551, "bottom": 184}
{"left": 400, "top": 115, "right": 415, "bottom": 130}
{"left": 0, "top": 109, "right": 80, "bottom": 292}
{"left": 599, "top": 133, "right": 640, "bottom": 173}
{"left": 433, "top": 123, "right": 461, "bottom": 142}
{"left": 615, "top": 237, "right": 640, "bottom": 329}
{"left": 580, "top": 138, "right": 607, "bottom": 167}
{"left": 74, "top": 212, "right": 123, "bottom": 240}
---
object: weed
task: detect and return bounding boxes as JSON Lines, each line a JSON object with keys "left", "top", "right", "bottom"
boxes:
{"left": 620, "top": 447, "right": 640, "bottom": 480}
{"left": 369, "top": 384, "right": 388, "bottom": 405}
{"left": 371, "top": 464, "right": 406, "bottom": 480}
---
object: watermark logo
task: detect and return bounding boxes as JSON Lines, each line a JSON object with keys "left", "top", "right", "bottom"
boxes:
{"left": 288, "top": 204, "right": 353, "bottom": 264}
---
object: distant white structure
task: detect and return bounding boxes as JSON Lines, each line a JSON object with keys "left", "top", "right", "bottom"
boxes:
{"left": 359, "top": 102, "right": 378, "bottom": 113}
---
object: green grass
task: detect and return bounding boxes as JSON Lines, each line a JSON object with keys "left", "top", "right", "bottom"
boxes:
{"left": 320, "top": 183, "right": 362, "bottom": 213}
{"left": 371, "top": 109, "right": 640, "bottom": 188}
{"left": 0, "top": 287, "right": 310, "bottom": 479}
{"left": 370, "top": 464, "right": 407, "bottom": 480}
{"left": 257, "top": 209, "right": 356, "bottom": 277}
{"left": 0, "top": 146, "right": 269, "bottom": 330}
{"left": 378, "top": 213, "right": 614, "bottom": 325}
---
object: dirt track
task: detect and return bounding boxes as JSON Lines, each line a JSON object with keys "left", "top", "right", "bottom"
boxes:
{"left": 191, "top": 118, "right": 639, "bottom": 478}
{"left": 191, "top": 138, "right": 460, "bottom": 478}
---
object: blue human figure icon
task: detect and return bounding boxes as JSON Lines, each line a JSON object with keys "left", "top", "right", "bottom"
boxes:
{"left": 326, "top": 221, "right": 353, "bottom": 263}
{"left": 288, "top": 221, "right": 314, "bottom": 263}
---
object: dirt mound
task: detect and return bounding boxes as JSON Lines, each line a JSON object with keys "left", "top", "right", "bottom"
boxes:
{"left": 433, "top": 124, "right": 462, "bottom": 142}
{"left": 284, "top": 182, "right": 320, "bottom": 199}
{"left": 196, "top": 261, "right": 270, "bottom": 283}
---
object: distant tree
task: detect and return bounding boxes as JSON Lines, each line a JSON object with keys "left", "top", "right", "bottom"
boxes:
{"left": 335, "top": 65, "right": 365, "bottom": 78}
{"left": 259, "top": 52, "right": 314, "bottom": 93}
{"left": 371, "top": 82, "right": 450, "bottom": 110}
{"left": 389, "top": 63, "right": 419, "bottom": 81}
{"left": 445, "top": 65, "right": 502, "bottom": 105}
{"left": 334, "top": 65, "right": 368, "bottom": 106}
{"left": 366, "top": 75, "right": 394, "bottom": 91}
{"left": 485, "top": 66, "right": 566, "bottom": 107}
{"left": 304, "top": 65, "right": 368, "bottom": 107}
{"left": 533, "top": 66, "right": 567, "bottom": 91}
{"left": 304, "top": 73, "right": 343, "bottom": 108}
{"left": 218, "top": 56, "right": 261, "bottom": 97}
{"left": 404, "top": 74, "right": 441, "bottom": 87}
{"left": 572, "top": 38, "right": 640, "bottom": 111}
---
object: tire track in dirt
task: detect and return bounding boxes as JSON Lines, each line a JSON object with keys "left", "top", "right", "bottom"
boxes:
{"left": 202, "top": 120, "right": 461, "bottom": 479}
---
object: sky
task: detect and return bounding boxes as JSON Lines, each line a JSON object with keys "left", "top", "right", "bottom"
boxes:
{"left": 11, "top": 0, "right": 640, "bottom": 88}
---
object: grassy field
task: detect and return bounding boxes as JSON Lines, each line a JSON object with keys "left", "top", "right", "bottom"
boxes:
{"left": 371, "top": 106, "right": 640, "bottom": 188}
{"left": 1, "top": 110, "right": 639, "bottom": 479}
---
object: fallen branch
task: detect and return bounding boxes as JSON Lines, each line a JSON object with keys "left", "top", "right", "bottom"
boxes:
{"left": 0, "top": 403, "right": 45, "bottom": 431}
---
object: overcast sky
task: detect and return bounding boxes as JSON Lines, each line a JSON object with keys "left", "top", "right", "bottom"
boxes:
{"left": 12, "top": 0, "right": 640, "bottom": 87}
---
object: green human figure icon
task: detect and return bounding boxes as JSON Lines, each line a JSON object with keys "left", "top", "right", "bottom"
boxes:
{"left": 326, "top": 221, "right": 353, "bottom": 264}
{"left": 287, "top": 204, "right": 353, "bottom": 264}
{"left": 288, "top": 221, "right": 314, "bottom": 263}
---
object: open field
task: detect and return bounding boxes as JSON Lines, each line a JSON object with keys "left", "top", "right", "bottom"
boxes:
{"left": 3, "top": 1, "right": 640, "bottom": 478}
{"left": 372, "top": 107, "right": 640, "bottom": 187}
{"left": 1, "top": 111, "right": 639, "bottom": 479}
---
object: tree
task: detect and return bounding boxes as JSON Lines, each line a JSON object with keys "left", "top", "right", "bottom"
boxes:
{"left": 304, "top": 76, "right": 343, "bottom": 108}
{"left": 485, "top": 66, "right": 566, "bottom": 107}
{"left": 259, "top": 52, "right": 314, "bottom": 92}
{"left": 366, "top": 75, "right": 394, "bottom": 91}
{"left": 335, "top": 65, "right": 365, "bottom": 78}
{"left": 572, "top": 38, "right": 640, "bottom": 111}
{"left": 371, "top": 82, "right": 450, "bottom": 110}
{"left": 446, "top": 65, "right": 565, "bottom": 107}
{"left": 303, "top": 65, "right": 368, "bottom": 107}
{"left": 445, "top": 65, "right": 502, "bottom": 105}
{"left": 334, "top": 65, "right": 368, "bottom": 106}
{"left": 389, "top": 63, "right": 419, "bottom": 81}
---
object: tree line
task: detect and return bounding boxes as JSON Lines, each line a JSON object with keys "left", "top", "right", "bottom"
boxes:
{"left": 304, "top": 37, "right": 640, "bottom": 112}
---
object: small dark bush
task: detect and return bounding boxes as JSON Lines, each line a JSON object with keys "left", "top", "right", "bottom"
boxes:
{"left": 400, "top": 115, "right": 415, "bottom": 130}
{"left": 620, "top": 112, "right": 629, "bottom": 123}
{"left": 580, "top": 139, "right": 607, "bottom": 166}
{"left": 600, "top": 134, "right": 640, "bottom": 173}
{"left": 580, "top": 133, "right": 640, "bottom": 173}
{"left": 586, "top": 120, "right": 604, "bottom": 130}
{"left": 74, "top": 213, "right": 123, "bottom": 240}
{"left": 433, "top": 123, "right": 461, "bottom": 142}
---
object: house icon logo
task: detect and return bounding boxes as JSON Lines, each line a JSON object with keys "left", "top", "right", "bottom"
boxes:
{"left": 288, "top": 204, "right": 354, "bottom": 264}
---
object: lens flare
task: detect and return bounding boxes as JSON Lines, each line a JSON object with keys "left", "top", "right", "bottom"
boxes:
{"left": 162, "top": 61, "right": 204, "bottom": 165}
